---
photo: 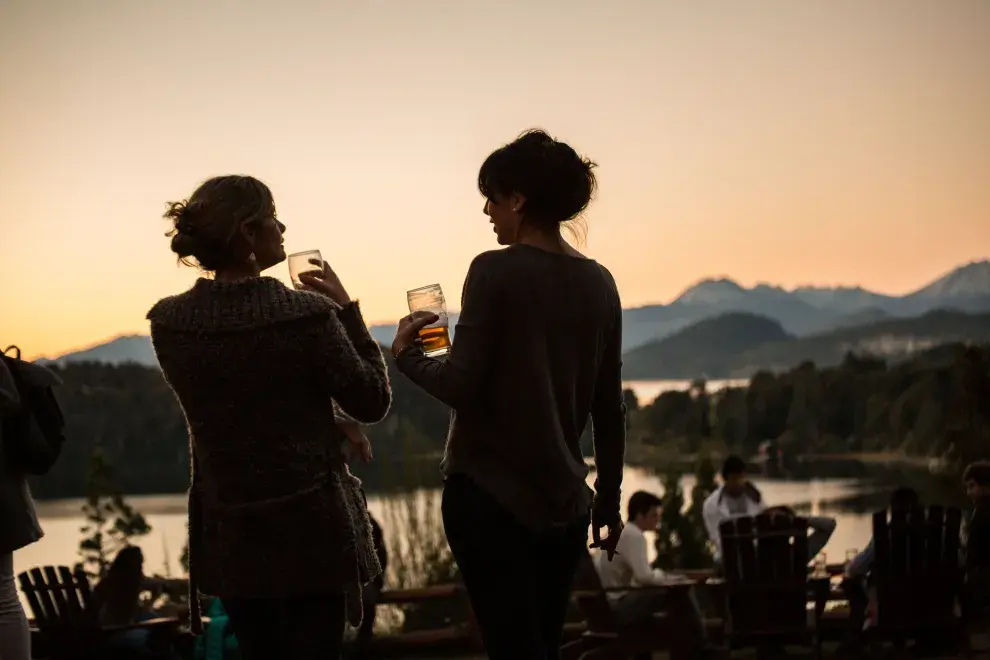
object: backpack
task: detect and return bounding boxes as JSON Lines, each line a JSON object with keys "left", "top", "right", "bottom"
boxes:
{"left": 0, "top": 345, "right": 66, "bottom": 475}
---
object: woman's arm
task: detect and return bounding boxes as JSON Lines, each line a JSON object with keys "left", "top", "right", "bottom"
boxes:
{"left": 394, "top": 253, "right": 499, "bottom": 409}
{"left": 590, "top": 283, "right": 626, "bottom": 517}
{"left": 317, "top": 302, "right": 392, "bottom": 424}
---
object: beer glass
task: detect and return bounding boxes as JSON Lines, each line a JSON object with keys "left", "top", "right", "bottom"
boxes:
{"left": 845, "top": 548, "right": 858, "bottom": 571}
{"left": 813, "top": 552, "right": 828, "bottom": 578}
{"left": 288, "top": 250, "right": 323, "bottom": 290}
{"left": 406, "top": 284, "right": 451, "bottom": 357}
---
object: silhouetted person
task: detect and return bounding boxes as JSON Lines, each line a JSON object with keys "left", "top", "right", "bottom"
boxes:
{"left": 964, "top": 462, "right": 990, "bottom": 570}
{"left": 148, "top": 175, "right": 391, "bottom": 660}
{"left": 0, "top": 356, "right": 43, "bottom": 660}
{"left": 92, "top": 547, "right": 174, "bottom": 659}
{"left": 391, "top": 129, "right": 626, "bottom": 659}
{"left": 964, "top": 462, "right": 990, "bottom": 620}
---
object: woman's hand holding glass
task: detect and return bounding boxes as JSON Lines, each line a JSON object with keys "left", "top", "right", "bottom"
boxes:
{"left": 391, "top": 311, "right": 440, "bottom": 357}
{"left": 298, "top": 258, "right": 351, "bottom": 307}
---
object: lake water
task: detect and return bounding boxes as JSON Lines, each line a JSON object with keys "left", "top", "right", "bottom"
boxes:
{"left": 622, "top": 378, "right": 749, "bottom": 406}
{"left": 14, "top": 465, "right": 875, "bottom": 611}
{"left": 17, "top": 378, "right": 885, "bottom": 612}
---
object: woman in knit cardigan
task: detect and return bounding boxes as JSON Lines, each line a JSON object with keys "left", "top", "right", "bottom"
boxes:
{"left": 148, "top": 175, "right": 391, "bottom": 660}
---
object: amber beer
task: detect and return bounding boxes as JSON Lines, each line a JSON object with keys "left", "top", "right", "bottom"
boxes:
{"left": 418, "top": 324, "right": 451, "bottom": 356}
{"left": 406, "top": 283, "right": 451, "bottom": 357}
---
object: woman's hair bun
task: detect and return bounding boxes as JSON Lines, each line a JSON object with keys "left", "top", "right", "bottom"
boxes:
{"left": 169, "top": 231, "right": 198, "bottom": 259}
{"left": 160, "top": 175, "right": 275, "bottom": 271}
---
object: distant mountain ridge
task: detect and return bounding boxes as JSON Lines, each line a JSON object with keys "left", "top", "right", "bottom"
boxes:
{"left": 40, "top": 258, "right": 990, "bottom": 367}
{"left": 623, "top": 309, "right": 990, "bottom": 379}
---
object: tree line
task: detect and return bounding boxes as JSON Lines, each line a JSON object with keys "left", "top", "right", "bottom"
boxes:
{"left": 631, "top": 342, "right": 990, "bottom": 471}
{"left": 31, "top": 353, "right": 454, "bottom": 499}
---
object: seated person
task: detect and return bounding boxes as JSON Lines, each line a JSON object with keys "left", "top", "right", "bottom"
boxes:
{"left": 964, "top": 461, "right": 990, "bottom": 571}
{"left": 92, "top": 546, "right": 181, "bottom": 660}
{"left": 703, "top": 455, "right": 836, "bottom": 571}
{"left": 963, "top": 462, "right": 990, "bottom": 617}
{"left": 594, "top": 491, "right": 708, "bottom": 657}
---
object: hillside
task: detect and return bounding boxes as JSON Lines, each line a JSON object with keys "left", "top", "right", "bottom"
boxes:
{"left": 734, "top": 310, "right": 990, "bottom": 375}
{"left": 622, "top": 309, "right": 990, "bottom": 379}
{"left": 622, "top": 313, "right": 792, "bottom": 379}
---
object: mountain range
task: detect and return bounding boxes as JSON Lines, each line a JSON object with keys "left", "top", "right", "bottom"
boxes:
{"left": 622, "top": 309, "right": 990, "bottom": 379}
{"left": 39, "top": 259, "right": 990, "bottom": 374}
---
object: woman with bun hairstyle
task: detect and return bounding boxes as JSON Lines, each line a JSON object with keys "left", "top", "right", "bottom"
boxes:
{"left": 147, "top": 175, "right": 390, "bottom": 660}
{"left": 391, "top": 130, "right": 627, "bottom": 659}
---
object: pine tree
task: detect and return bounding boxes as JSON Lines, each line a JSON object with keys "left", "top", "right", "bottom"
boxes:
{"left": 78, "top": 446, "right": 152, "bottom": 577}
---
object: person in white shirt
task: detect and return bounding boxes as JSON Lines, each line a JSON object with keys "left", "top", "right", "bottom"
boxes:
{"left": 702, "top": 456, "right": 836, "bottom": 571}
{"left": 595, "top": 491, "right": 708, "bottom": 656}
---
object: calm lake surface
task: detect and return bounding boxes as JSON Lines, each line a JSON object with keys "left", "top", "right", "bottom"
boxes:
{"left": 15, "top": 466, "right": 875, "bottom": 610}
{"left": 623, "top": 378, "right": 749, "bottom": 406}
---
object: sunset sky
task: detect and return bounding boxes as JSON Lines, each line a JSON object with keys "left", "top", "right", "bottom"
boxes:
{"left": 1, "top": 0, "right": 988, "bottom": 360}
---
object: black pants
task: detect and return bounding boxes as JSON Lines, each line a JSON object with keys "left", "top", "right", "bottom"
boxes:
{"left": 223, "top": 594, "right": 346, "bottom": 660}
{"left": 442, "top": 474, "right": 588, "bottom": 660}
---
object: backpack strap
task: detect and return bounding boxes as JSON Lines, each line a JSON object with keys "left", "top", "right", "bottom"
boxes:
{"left": 3, "top": 346, "right": 21, "bottom": 360}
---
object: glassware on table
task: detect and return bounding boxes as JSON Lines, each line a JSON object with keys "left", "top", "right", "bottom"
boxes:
{"left": 288, "top": 250, "right": 324, "bottom": 290}
{"left": 845, "top": 548, "right": 858, "bottom": 567}
{"left": 406, "top": 283, "right": 451, "bottom": 357}
{"left": 812, "top": 552, "right": 828, "bottom": 577}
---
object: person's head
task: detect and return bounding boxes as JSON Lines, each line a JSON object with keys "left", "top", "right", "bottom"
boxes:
{"left": 964, "top": 462, "right": 990, "bottom": 502}
{"left": 721, "top": 455, "right": 749, "bottom": 497}
{"left": 627, "top": 491, "right": 663, "bottom": 531}
{"left": 164, "top": 175, "right": 286, "bottom": 276}
{"left": 478, "top": 129, "right": 597, "bottom": 246}
{"left": 889, "top": 487, "right": 919, "bottom": 514}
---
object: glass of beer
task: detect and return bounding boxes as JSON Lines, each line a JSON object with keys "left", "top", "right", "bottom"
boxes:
{"left": 813, "top": 552, "right": 828, "bottom": 578}
{"left": 288, "top": 250, "right": 323, "bottom": 290}
{"left": 406, "top": 284, "right": 451, "bottom": 357}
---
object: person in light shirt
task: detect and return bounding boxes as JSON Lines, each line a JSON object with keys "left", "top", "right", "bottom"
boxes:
{"left": 594, "top": 491, "right": 708, "bottom": 656}
{"left": 703, "top": 455, "right": 836, "bottom": 571}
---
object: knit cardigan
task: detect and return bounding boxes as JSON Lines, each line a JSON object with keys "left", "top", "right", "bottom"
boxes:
{"left": 147, "top": 277, "right": 391, "bottom": 632}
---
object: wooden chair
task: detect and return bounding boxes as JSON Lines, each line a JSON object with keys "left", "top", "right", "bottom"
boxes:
{"left": 869, "top": 505, "right": 966, "bottom": 654}
{"left": 19, "top": 565, "right": 181, "bottom": 660}
{"left": 561, "top": 549, "right": 705, "bottom": 660}
{"left": 349, "top": 583, "right": 482, "bottom": 658}
{"left": 718, "top": 513, "right": 825, "bottom": 658}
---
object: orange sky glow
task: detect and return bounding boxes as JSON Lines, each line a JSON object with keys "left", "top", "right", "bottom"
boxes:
{"left": 1, "top": 0, "right": 988, "bottom": 360}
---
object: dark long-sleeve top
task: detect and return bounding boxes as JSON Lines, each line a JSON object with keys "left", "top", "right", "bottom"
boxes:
{"left": 148, "top": 276, "right": 391, "bottom": 630}
{"left": 395, "top": 245, "right": 626, "bottom": 530}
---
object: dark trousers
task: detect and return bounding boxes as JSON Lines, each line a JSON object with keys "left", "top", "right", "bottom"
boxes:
{"left": 442, "top": 474, "right": 588, "bottom": 660}
{"left": 223, "top": 594, "right": 346, "bottom": 660}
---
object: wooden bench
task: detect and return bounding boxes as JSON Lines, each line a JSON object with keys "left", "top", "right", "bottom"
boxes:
{"left": 19, "top": 565, "right": 182, "bottom": 660}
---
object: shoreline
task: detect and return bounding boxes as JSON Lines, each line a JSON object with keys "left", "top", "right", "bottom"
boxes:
{"left": 31, "top": 450, "right": 943, "bottom": 518}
